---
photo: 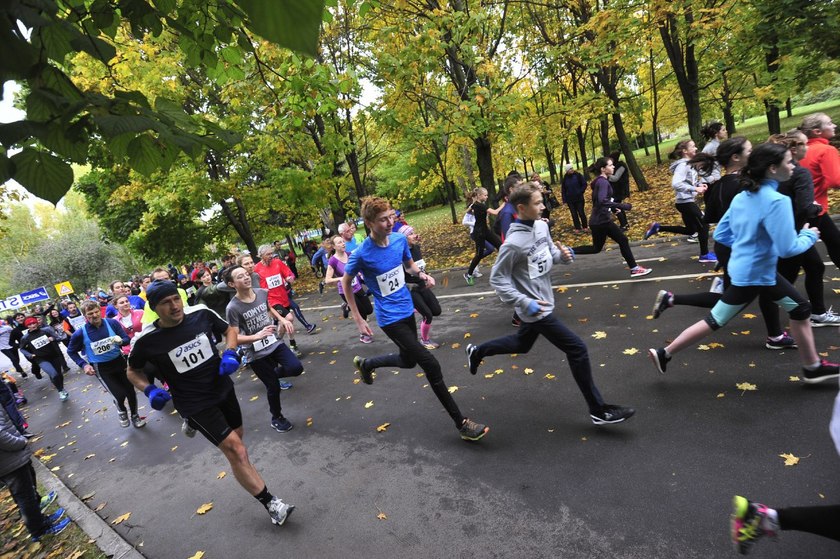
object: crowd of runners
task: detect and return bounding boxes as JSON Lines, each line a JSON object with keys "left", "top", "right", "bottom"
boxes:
{"left": 1, "top": 112, "right": 840, "bottom": 554}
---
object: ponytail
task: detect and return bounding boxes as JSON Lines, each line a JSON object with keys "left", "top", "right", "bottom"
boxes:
{"left": 738, "top": 143, "right": 789, "bottom": 193}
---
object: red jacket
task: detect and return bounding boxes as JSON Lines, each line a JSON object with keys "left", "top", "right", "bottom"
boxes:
{"left": 801, "top": 138, "right": 840, "bottom": 216}
{"left": 254, "top": 258, "right": 294, "bottom": 307}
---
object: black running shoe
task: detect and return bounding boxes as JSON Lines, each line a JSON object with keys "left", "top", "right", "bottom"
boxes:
{"left": 465, "top": 343, "right": 480, "bottom": 375}
{"left": 648, "top": 347, "right": 670, "bottom": 374}
{"left": 459, "top": 418, "right": 488, "bottom": 441}
{"left": 591, "top": 405, "right": 635, "bottom": 425}
{"left": 802, "top": 360, "right": 840, "bottom": 384}
{"left": 353, "top": 355, "right": 374, "bottom": 385}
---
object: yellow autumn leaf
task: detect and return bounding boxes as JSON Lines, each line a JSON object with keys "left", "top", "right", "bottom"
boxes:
{"left": 306, "top": 417, "right": 313, "bottom": 427}
{"left": 708, "top": 342, "right": 724, "bottom": 348}
{"left": 58, "top": 421, "right": 71, "bottom": 428}
{"left": 112, "top": 512, "right": 131, "bottom": 525}
{"left": 741, "top": 331, "right": 750, "bottom": 335}
{"left": 84, "top": 454, "right": 95, "bottom": 460}
{"left": 464, "top": 332, "right": 471, "bottom": 339}
{"left": 717, "top": 393, "right": 725, "bottom": 398}
{"left": 451, "top": 343, "right": 461, "bottom": 349}
{"left": 789, "top": 376, "right": 800, "bottom": 382}
{"left": 249, "top": 395, "right": 259, "bottom": 401}
{"left": 556, "top": 286, "right": 567, "bottom": 293}
{"left": 40, "top": 453, "right": 57, "bottom": 463}
{"left": 494, "top": 368, "right": 504, "bottom": 375}
{"left": 187, "top": 552, "right": 206, "bottom": 559}
{"left": 833, "top": 289, "right": 840, "bottom": 294}
{"left": 364, "top": 401, "right": 374, "bottom": 409}
{"left": 736, "top": 382, "right": 757, "bottom": 392}
{"left": 697, "top": 344, "right": 710, "bottom": 351}
{"left": 544, "top": 374, "right": 556, "bottom": 380}
{"left": 524, "top": 368, "right": 534, "bottom": 375}
{"left": 742, "top": 313, "right": 757, "bottom": 319}
{"left": 592, "top": 331, "right": 607, "bottom": 339}
{"left": 779, "top": 453, "right": 800, "bottom": 466}
{"left": 196, "top": 502, "right": 213, "bottom": 515}
{"left": 484, "top": 374, "right": 494, "bottom": 379}
{"left": 171, "top": 446, "right": 178, "bottom": 452}
{"left": 377, "top": 512, "right": 387, "bottom": 520}
{"left": 469, "top": 313, "right": 479, "bottom": 318}
{"left": 217, "top": 472, "right": 226, "bottom": 479}
{"left": 376, "top": 422, "right": 390, "bottom": 432}
{"left": 120, "top": 441, "right": 128, "bottom": 447}
{"left": 353, "top": 378, "right": 360, "bottom": 384}
{"left": 622, "top": 348, "right": 638, "bottom": 355}
{"left": 448, "top": 386, "right": 458, "bottom": 393}
{"left": 749, "top": 361, "right": 756, "bottom": 368}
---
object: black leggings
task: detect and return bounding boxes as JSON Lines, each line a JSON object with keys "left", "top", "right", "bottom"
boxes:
{"left": 779, "top": 505, "right": 840, "bottom": 541}
{"left": 249, "top": 343, "right": 303, "bottom": 420}
{"left": 411, "top": 288, "right": 441, "bottom": 324}
{"left": 778, "top": 245, "right": 827, "bottom": 314}
{"left": 817, "top": 213, "right": 840, "bottom": 270}
{"left": 657, "top": 202, "right": 709, "bottom": 254}
{"left": 340, "top": 290, "right": 373, "bottom": 321}
{"left": 468, "top": 230, "right": 502, "bottom": 275}
{"left": 567, "top": 201, "right": 587, "bottom": 230}
{"left": 573, "top": 220, "right": 638, "bottom": 269}
{"left": 365, "top": 316, "right": 464, "bottom": 427}
{"left": 94, "top": 357, "right": 137, "bottom": 414}
{"left": 1, "top": 348, "right": 24, "bottom": 373}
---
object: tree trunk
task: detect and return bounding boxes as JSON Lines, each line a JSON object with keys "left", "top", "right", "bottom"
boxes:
{"left": 544, "top": 142, "right": 557, "bottom": 184}
{"left": 721, "top": 72, "right": 737, "bottom": 134}
{"left": 785, "top": 97, "right": 792, "bottom": 118}
{"left": 219, "top": 197, "right": 257, "bottom": 256}
{"left": 461, "top": 144, "right": 476, "bottom": 192}
{"left": 576, "top": 126, "right": 587, "bottom": 170}
{"left": 641, "top": 133, "right": 649, "bottom": 156}
{"left": 658, "top": 11, "right": 703, "bottom": 143}
{"left": 474, "top": 134, "right": 497, "bottom": 200}
{"left": 599, "top": 116, "right": 610, "bottom": 155}
{"left": 602, "top": 81, "right": 650, "bottom": 192}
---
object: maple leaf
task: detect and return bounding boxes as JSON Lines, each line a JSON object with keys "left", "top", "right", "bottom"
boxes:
{"left": 544, "top": 374, "right": 556, "bottom": 380}
{"left": 697, "top": 344, "right": 711, "bottom": 351}
{"left": 448, "top": 386, "right": 458, "bottom": 393}
{"left": 592, "top": 331, "right": 607, "bottom": 339}
{"left": 377, "top": 512, "right": 387, "bottom": 520}
{"left": 779, "top": 453, "right": 800, "bottom": 466}
{"left": 364, "top": 401, "right": 374, "bottom": 409}
{"left": 451, "top": 343, "right": 461, "bottom": 349}
{"left": 789, "top": 376, "right": 800, "bottom": 382}
{"left": 736, "top": 382, "right": 757, "bottom": 394}
{"left": 464, "top": 333, "right": 471, "bottom": 339}
{"left": 524, "top": 368, "right": 534, "bottom": 375}
{"left": 217, "top": 472, "right": 226, "bottom": 479}
{"left": 376, "top": 422, "right": 390, "bottom": 432}
{"left": 717, "top": 393, "right": 725, "bottom": 398}
{"left": 249, "top": 395, "right": 259, "bottom": 401}
{"left": 742, "top": 313, "right": 757, "bottom": 319}
{"left": 623, "top": 348, "right": 638, "bottom": 355}
{"left": 708, "top": 342, "right": 724, "bottom": 348}
{"left": 112, "top": 512, "right": 131, "bottom": 525}
{"left": 187, "top": 552, "right": 206, "bottom": 559}
{"left": 196, "top": 502, "right": 213, "bottom": 515}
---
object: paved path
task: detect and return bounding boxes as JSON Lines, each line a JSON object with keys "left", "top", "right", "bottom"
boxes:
{"left": 4, "top": 234, "right": 840, "bottom": 558}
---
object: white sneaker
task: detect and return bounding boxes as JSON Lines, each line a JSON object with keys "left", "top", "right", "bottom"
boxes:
{"left": 473, "top": 267, "right": 483, "bottom": 278}
{"left": 630, "top": 266, "right": 653, "bottom": 278}
{"left": 811, "top": 307, "right": 840, "bottom": 327}
{"left": 686, "top": 234, "right": 699, "bottom": 243}
{"left": 267, "top": 497, "right": 295, "bottom": 526}
{"left": 58, "top": 390, "right": 69, "bottom": 401}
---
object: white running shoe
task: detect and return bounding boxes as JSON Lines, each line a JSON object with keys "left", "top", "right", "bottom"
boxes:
{"left": 267, "top": 497, "right": 295, "bottom": 526}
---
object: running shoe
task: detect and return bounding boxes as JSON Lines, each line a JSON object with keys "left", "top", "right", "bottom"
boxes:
{"left": 118, "top": 411, "right": 130, "bottom": 428}
{"left": 590, "top": 405, "right": 636, "bottom": 425}
{"left": 473, "top": 267, "right": 483, "bottom": 278}
{"left": 46, "top": 507, "right": 66, "bottom": 524}
{"left": 15, "top": 395, "right": 27, "bottom": 405}
{"left": 463, "top": 273, "right": 475, "bottom": 286}
{"left": 353, "top": 355, "right": 374, "bottom": 385}
{"left": 318, "top": 281, "right": 325, "bottom": 294}
{"left": 643, "top": 222, "right": 660, "bottom": 240}
{"left": 291, "top": 345, "right": 302, "bottom": 358}
{"left": 420, "top": 338, "right": 440, "bottom": 350}
{"left": 810, "top": 307, "right": 840, "bottom": 327}
{"left": 131, "top": 414, "right": 146, "bottom": 428}
{"left": 465, "top": 343, "right": 480, "bottom": 375}
{"left": 306, "top": 323, "right": 317, "bottom": 334}
{"left": 182, "top": 418, "right": 196, "bottom": 438}
{"left": 459, "top": 418, "right": 489, "bottom": 441}
{"left": 270, "top": 417, "right": 294, "bottom": 433}
{"left": 765, "top": 332, "right": 796, "bottom": 350}
{"left": 699, "top": 252, "right": 717, "bottom": 263}
{"left": 630, "top": 266, "right": 652, "bottom": 278}
{"left": 267, "top": 497, "right": 295, "bottom": 526}
{"left": 58, "top": 390, "right": 69, "bottom": 402}
{"left": 686, "top": 233, "right": 699, "bottom": 243}
{"left": 39, "top": 491, "right": 57, "bottom": 511}
{"left": 359, "top": 333, "right": 373, "bottom": 344}
{"left": 279, "top": 380, "right": 293, "bottom": 390}
{"left": 648, "top": 347, "right": 670, "bottom": 374}
{"left": 652, "top": 290, "right": 673, "bottom": 319}
{"left": 511, "top": 316, "right": 521, "bottom": 327}
{"left": 731, "top": 495, "right": 777, "bottom": 555}
{"left": 342, "top": 303, "right": 350, "bottom": 319}
{"left": 32, "top": 516, "right": 71, "bottom": 542}
{"left": 801, "top": 360, "right": 840, "bottom": 384}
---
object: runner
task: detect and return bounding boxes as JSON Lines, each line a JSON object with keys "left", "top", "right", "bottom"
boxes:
{"left": 113, "top": 295, "right": 144, "bottom": 355}
{"left": 398, "top": 225, "right": 442, "bottom": 350}
{"left": 224, "top": 266, "right": 302, "bottom": 433}
{"left": 325, "top": 235, "right": 373, "bottom": 338}
{"left": 126, "top": 280, "right": 295, "bottom": 526}
{"left": 463, "top": 187, "right": 504, "bottom": 286}
{"left": 67, "top": 301, "right": 145, "bottom": 428}
{"left": 466, "top": 182, "right": 636, "bottom": 425}
{"left": 648, "top": 143, "right": 840, "bottom": 384}
{"left": 0, "top": 318, "right": 26, "bottom": 377}
{"left": 18, "top": 317, "right": 69, "bottom": 401}
{"left": 344, "top": 196, "right": 489, "bottom": 442}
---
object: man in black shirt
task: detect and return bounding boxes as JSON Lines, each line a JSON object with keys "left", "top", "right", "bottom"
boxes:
{"left": 126, "top": 281, "right": 295, "bottom": 527}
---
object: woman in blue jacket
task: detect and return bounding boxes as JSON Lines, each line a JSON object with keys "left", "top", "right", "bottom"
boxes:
{"left": 648, "top": 143, "right": 839, "bottom": 384}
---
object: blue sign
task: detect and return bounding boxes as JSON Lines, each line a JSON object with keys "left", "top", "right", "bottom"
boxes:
{"left": 19, "top": 287, "right": 50, "bottom": 305}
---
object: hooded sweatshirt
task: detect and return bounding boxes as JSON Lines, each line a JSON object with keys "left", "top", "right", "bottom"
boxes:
{"left": 489, "top": 219, "right": 572, "bottom": 322}
{"left": 669, "top": 158, "right": 700, "bottom": 203}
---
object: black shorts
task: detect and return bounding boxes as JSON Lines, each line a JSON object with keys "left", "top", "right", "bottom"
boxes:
{"left": 185, "top": 389, "right": 243, "bottom": 446}
{"left": 271, "top": 304, "right": 291, "bottom": 318}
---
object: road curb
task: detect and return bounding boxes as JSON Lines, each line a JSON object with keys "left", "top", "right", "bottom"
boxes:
{"left": 32, "top": 457, "right": 145, "bottom": 559}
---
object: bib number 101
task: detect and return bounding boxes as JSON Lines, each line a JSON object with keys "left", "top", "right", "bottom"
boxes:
{"left": 181, "top": 348, "right": 206, "bottom": 368}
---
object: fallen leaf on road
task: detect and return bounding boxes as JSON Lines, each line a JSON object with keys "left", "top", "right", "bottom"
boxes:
{"left": 249, "top": 396, "right": 259, "bottom": 401}
{"left": 622, "top": 348, "right": 638, "bottom": 355}
{"left": 196, "top": 503, "right": 213, "bottom": 515}
{"left": 81, "top": 492, "right": 95, "bottom": 501}
{"left": 717, "top": 393, "right": 725, "bottom": 398}
{"left": 464, "top": 333, "right": 471, "bottom": 339}
{"left": 94, "top": 502, "right": 107, "bottom": 512}
{"left": 789, "top": 376, "right": 800, "bottom": 382}
{"left": 592, "top": 331, "right": 607, "bottom": 339}
{"left": 84, "top": 454, "right": 95, "bottom": 460}
{"left": 544, "top": 374, "right": 556, "bottom": 380}
{"left": 779, "top": 453, "right": 800, "bottom": 466}
{"left": 524, "top": 368, "right": 534, "bottom": 375}
{"left": 469, "top": 313, "right": 479, "bottom": 318}
{"left": 451, "top": 343, "right": 461, "bottom": 349}
{"left": 377, "top": 512, "right": 387, "bottom": 520}
{"left": 742, "top": 313, "right": 757, "bottom": 319}
{"left": 306, "top": 417, "right": 313, "bottom": 427}
{"left": 376, "top": 422, "right": 390, "bottom": 432}
{"left": 112, "top": 512, "right": 131, "bottom": 525}
{"left": 736, "top": 382, "right": 757, "bottom": 394}
{"left": 187, "top": 552, "right": 205, "bottom": 559}
{"left": 448, "top": 386, "right": 458, "bottom": 393}
{"left": 171, "top": 446, "right": 178, "bottom": 452}
{"left": 217, "top": 472, "right": 226, "bottom": 479}
{"left": 364, "top": 401, "right": 374, "bottom": 409}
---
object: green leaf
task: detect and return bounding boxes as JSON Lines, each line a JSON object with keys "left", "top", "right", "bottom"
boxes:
{"left": 35, "top": 22, "right": 74, "bottom": 60}
{"left": 0, "top": 154, "right": 13, "bottom": 185}
{"left": 0, "top": 121, "right": 46, "bottom": 146}
{"left": 127, "top": 133, "right": 168, "bottom": 176}
{"left": 94, "top": 114, "right": 158, "bottom": 136}
{"left": 26, "top": 89, "right": 62, "bottom": 121}
{"left": 151, "top": 0, "right": 176, "bottom": 13}
{"left": 153, "top": 98, "right": 194, "bottom": 129}
{"left": 237, "top": 0, "right": 325, "bottom": 57}
{"left": 69, "top": 34, "right": 117, "bottom": 63}
{"left": 221, "top": 46, "right": 242, "bottom": 65}
{"left": 114, "top": 90, "right": 152, "bottom": 109}
{"left": 42, "top": 122, "right": 89, "bottom": 163}
{"left": 9, "top": 148, "right": 73, "bottom": 205}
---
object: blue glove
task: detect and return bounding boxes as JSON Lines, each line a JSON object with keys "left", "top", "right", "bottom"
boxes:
{"left": 144, "top": 385, "right": 172, "bottom": 410}
{"left": 219, "top": 349, "right": 240, "bottom": 376}
{"left": 526, "top": 300, "right": 542, "bottom": 316}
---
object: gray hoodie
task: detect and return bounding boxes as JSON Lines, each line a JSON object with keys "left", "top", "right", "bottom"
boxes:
{"left": 489, "top": 220, "right": 572, "bottom": 323}
{"left": 669, "top": 158, "right": 700, "bottom": 203}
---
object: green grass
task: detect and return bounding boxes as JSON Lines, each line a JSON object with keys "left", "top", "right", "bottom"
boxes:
{"left": 631, "top": 99, "right": 840, "bottom": 166}
{"left": 400, "top": 203, "right": 461, "bottom": 229}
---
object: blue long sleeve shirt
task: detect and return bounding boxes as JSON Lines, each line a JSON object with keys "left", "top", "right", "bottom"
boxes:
{"left": 714, "top": 179, "right": 817, "bottom": 286}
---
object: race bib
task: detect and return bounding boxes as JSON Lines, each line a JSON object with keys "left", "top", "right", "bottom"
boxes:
{"left": 31, "top": 335, "right": 50, "bottom": 349}
{"left": 265, "top": 274, "right": 284, "bottom": 289}
{"left": 253, "top": 334, "right": 278, "bottom": 352}
{"left": 91, "top": 337, "right": 114, "bottom": 356}
{"left": 415, "top": 259, "right": 426, "bottom": 272}
{"left": 186, "top": 286, "right": 197, "bottom": 297}
{"left": 68, "top": 315, "right": 86, "bottom": 330}
{"left": 376, "top": 265, "right": 405, "bottom": 297}
{"left": 168, "top": 334, "right": 213, "bottom": 374}
{"left": 528, "top": 248, "right": 551, "bottom": 279}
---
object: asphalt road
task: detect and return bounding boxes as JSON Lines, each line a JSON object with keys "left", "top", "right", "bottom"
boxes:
{"left": 4, "top": 233, "right": 840, "bottom": 559}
